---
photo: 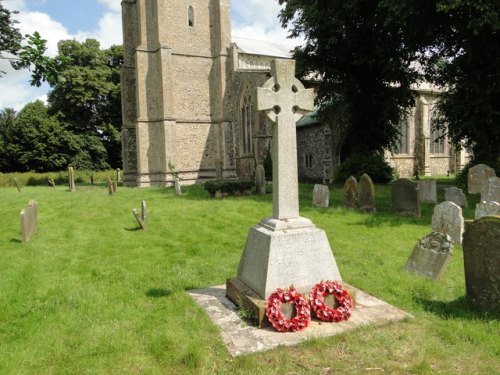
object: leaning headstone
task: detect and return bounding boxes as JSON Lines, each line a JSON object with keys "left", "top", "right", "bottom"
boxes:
{"left": 431, "top": 201, "right": 464, "bottom": 244}
{"left": 392, "top": 178, "right": 420, "bottom": 217}
{"left": 404, "top": 231, "right": 453, "bottom": 279}
{"left": 47, "top": 178, "right": 56, "bottom": 189}
{"left": 468, "top": 163, "right": 495, "bottom": 195}
{"left": 358, "top": 173, "right": 376, "bottom": 212}
{"left": 482, "top": 176, "right": 500, "bottom": 203}
{"left": 462, "top": 216, "right": 500, "bottom": 311}
{"left": 417, "top": 180, "right": 437, "bottom": 204}
{"left": 255, "top": 164, "right": 266, "bottom": 195}
{"left": 13, "top": 178, "right": 22, "bottom": 192}
{"left": 174, "top": 178, "right": 181, "bottom": 196}
{"left": 20, "top": 200, "right": 38, "bottom": 242}
{"left": 444, "top": 186, "right": 467, "bottom": 208}
{"left": 131, "top": 209, "right": 146, "bottom": 230}
{"left": 67, "top": 165, "right": 76, "bottom": 192}
{"left": 312, "top": 184, "right": 329, "bottom": 208}
{"left": 475, "top": 201, "right": 500, "bottom": 220}
{"left": 141, "top": 200, "right": 147, "bottom": 222}
{"left": 343, "top": 176, "right": 358, "bottom": 209}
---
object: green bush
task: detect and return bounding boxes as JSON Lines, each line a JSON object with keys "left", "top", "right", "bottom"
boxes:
{"left": 203, "top": 180, "right": 254, "bottom": 197}
{"left": 334, "top": 153, "right": 394, "bottom": 183}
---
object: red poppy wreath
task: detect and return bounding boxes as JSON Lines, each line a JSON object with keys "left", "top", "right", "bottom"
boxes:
{"left": 310, "top": 280, "right": 353, "bottom": 322}
{"left": 265, "top": 287, "right": 311, "bottom": 332}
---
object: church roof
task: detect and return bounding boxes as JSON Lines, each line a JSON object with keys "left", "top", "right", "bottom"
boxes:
{"left": 232, "top": 36, "right": 292, "bottom": 58}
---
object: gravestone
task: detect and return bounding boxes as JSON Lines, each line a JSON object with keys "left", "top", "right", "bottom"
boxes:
{"left": 67, "top": 165, "right": 76, "bottom": 192}
{"left": 431, "top": 201, "right": 464, "bottom": 244}
{"left": 20, "top": 200, "right": 38, "bottom": 242}
{"left": 417, "top": 180, "right": 437, "bottom": 204}
{"left": 482, "top": 176, "right": 500, "bottom": 202}
{"left": 47, "top": 178, "right": 56, "bottom": 189}
{"left": 462, "top": 216, "right": 500, "bottom": 311}
{"left": 343, "top": 176, "right": 358, "bottom": 209}
{"left": 475, "top": 201, "right": 500, "bottom": 220}
{"left": 444, "top": 187, "right": 467, "bottom": 208}
{"left": 141, "top": 200, "right": 147, "bottom": 222}
{"left": 13, "top": 178, "right": 22, "bottom": 192}
{"left": 131, "top": 209, "right": 146, "bottom": 230}
{"left": 392, "top": 178, "right": 420, "bottom": 217}
{"left": 116, "top": 168, "right": 121, "bottom": 182}
{"left": 255, "top": 164, "right": 266, "bottom": 195}
{"left": 228, "top": 60, "right": 341, "bottom": 321}
{"left": 468, "top": 163, "right": 495, "bottom": 195}
{"left": 174, "top": 178, "right": 182, "bottom": 196}
{"left": 404, "top": 231, "right": 453, "bottom": 279}
{"left": 358, "top": 174, "right": 376, "bottom": 212}
{"left": 312, "top": 184, "right": 329, "bottom": 208}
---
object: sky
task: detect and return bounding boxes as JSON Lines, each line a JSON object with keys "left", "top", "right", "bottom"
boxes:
{"left": 0, "top": 0, "right": 301, "bottom": 111}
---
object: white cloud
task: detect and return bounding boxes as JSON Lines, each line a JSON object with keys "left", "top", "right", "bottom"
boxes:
{"left": 97, "top": 0, "right": 121, "bottom": 13}
{"left": 76, "top": 11, "right": 122, "bottom": 48}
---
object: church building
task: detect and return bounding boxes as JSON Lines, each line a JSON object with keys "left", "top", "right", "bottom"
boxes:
{"left": 120, "top": 0, "right": 468, "bottom": 187}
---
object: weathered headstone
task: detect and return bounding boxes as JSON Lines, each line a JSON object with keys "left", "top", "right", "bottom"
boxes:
{"left": 404, "top": 231, "right": 453, "bottom": 279}
{"left": 141, "top": 200, "right": 147, "bottom": 222}
{"left": 20, "top": 200, "right": 38, "bottom": 242}
{"left": 116, "top": 168, "right": 122, "bottom": 182}
{"left": 229, "top": 60, "right": 341, "bottom": 315}
{"left": 312, "top": 184, "right": 329, "bottom": 208}
{"left": 444, "top": 186, "right": 467, "bottom": 208}
{"left": 13, "top": 178, "right": 22, "bottom": 192}
{"left": 358, "top": 173, "right": 376, "bottom": 212}
{"left": 131, "top": 209, "right": 146, "bottom": 230}
{"left": 67, "top": 165, "right": 76, "bottom": 192}
{"left": 255, "top": 164, "right": 266, "bottom": 195}
{"left": 431, "top": 201, "right": 464, "bottom": 244}
{"left": 475, "top": 201, "right": 500, "bottom": 220}
{"left": 482, "top": 176, "right": 500, "bottom": 203}
{"left": 343, "top": 176, "right": 358, "bottom": 209}
{"left": 47, "top": 178, "right": 56, "bottom": 189}
{"left": 215, "top": 160, "right": 223, "bottom": 181}
{"left": 468, "top": 163, "right": 495, "bottom": 195}
{"left": 462, "top": 216, "right": 500, "bottom": 311}
{"left": 417, "top": 180, "right": 437, "bottom": 204}
{"left": 392, "top": 178, "right": 420, "bottom": 217}
{"left": 174, "top": 178, "right": 182, "bottom": 196}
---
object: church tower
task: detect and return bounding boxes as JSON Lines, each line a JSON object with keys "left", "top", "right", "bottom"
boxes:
{"left": 121, "top": 0, "right": 232, "bottom": 186}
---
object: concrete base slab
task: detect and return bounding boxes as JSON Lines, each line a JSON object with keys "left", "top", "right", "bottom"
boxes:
{"left": 188, "top": 284, "right": 413, "bottom": 357}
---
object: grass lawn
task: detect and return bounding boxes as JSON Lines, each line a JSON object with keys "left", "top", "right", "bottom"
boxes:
{"left": 0, "top": 181, "right": 498, "bottom": 374}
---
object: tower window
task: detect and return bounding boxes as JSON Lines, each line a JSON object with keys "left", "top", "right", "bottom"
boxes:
{"left": 188, "top": 6, "right": 194, "bottom": 27}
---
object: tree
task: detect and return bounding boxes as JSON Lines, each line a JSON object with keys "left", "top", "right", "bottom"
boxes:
{"left": 0, "top": 2, "right": 22, "bottom": 76}
{"left": 278, "top": 0, "right": 426, "bottom": 159}
{"left": 0, "top": 100, "right": 80, "bottom": 172}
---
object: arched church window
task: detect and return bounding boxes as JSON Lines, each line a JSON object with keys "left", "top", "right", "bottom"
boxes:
{"left": 395, "top": 115, "right": 409, "bottom": 154}
{"left": 430, "top": 107, "right": 446, "bottom": 154}
{"left": 240, "top": 86, "right": 253, "bottom": 155}
{"left": 188, "top": 6, "right": 195, "bottom": 27}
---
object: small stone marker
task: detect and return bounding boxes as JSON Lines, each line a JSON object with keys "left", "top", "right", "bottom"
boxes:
{"left": 431, "top": 201, "right": 464, "bottom": 244}
{"left": 482, "top": 176, "right": 500, "bottom": 202}
{"left": 13, "top": 178, "right": 22, "bottom": 192}
{"left": 67, "top": 165, "right": 76, "bottom": 192}
{"left": 343, "top": 176, "right": 358, "bottom": 209}
{"left": 404, "top": 231, "right": 453, "bottom": 279}
{"left": 444, "top": 186, "right": 467, "bottom": 208}
{"left": 417, "top": 180, "right": 437, "bottom": 204}
{"left": 47, "top": 178, "right": 56, "bottom": 189}
{"left": 107, "top": 176, "right": 117, "bottom": 196}
{"left": 141, "top": 200, "right": 147, "bottom": 222}
{"left": 392, "top": 178, "right": 420, "bottom": 217}
{"left": 116, "top": 168, "right": 121, "bottom": 182}
{"left": 468, "top": 163, "right": 495, "bottom": 195}
{"left": 462, "top": 216, "right": 500, "bottom": 311}
{"left": 255, "top": 164, "right": 266, "bottom": 195}
{"left": 312, "top": 184, "right": 329, "bottom": 208}
{"left": 20, "top": 200, "right": 38, "bottom": 242}
{"left": 358, "top": 173, "right": 376, "bottom": 212}
{"left": 215, "top": 160, "right": 223, "bottom": 181}
{"left": 132, "top": 208, "right": 146, "bottom": 230}
{"left": 475, "top": 201, "right": 500, "bottom": 220}
{"left": 174, "top": 178, "right": 181, "bottom": 196}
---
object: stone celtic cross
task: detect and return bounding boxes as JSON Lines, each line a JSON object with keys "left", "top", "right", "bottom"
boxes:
{"left": 256, "top": 59, "right": 314, "bottom": 220}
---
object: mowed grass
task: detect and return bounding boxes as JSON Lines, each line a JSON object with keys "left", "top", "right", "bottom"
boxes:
{"left": 0, "top": 181, "right": 498, "bottom": 374}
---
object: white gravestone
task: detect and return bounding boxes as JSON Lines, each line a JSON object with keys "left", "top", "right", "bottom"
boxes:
{"left": 431, "top": 201, "right": 464, "bottom": 244}
{"left": 234, "top": 60, "right": 342, "bottom": 300}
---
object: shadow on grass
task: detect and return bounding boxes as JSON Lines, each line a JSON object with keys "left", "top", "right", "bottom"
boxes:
{"left": 10, "top": 238, "right": 21, "bottom": 243}
{"left": 415, "top": 296, "right": 499, "bottom": 321}
{"left": 145, "top": 288, "right": 172, "bottom": 298}
{"left": 124, "top": 227, "right": 143, "bottom": 232}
